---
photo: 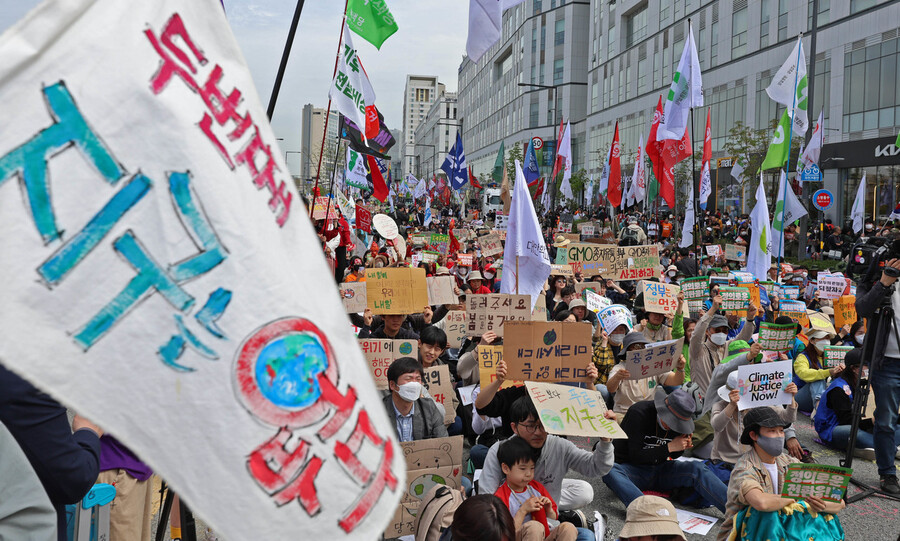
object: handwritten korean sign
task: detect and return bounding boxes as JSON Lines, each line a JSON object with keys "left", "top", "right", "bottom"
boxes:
{"left": 736, "top": 360, "right": 794, "bottom": 410}
{"left": 834, "top": 295, "right": 857, "bottom": 329}
{"left": 598, "top": 305, "right": 634, "bottom": 334}
{"left": 457, "top": 253, "right": 473, "bottom": 266}
{"left": 444, "top": 310, "right": 468, "bottom": 348}
{"left": 467, "top": 294, "right": 531, "bottom": 337}
{"left": 525, "top": 382, "right": 625, "bottom": 439}
{"left": 430, "top": 233, "right": 450, "bottom": 256}
{"left": 585, "top": 289, "right": 611, "bottom": 313}
{"left": 550, "top": 264, "right": 575, "bottom": 277}
{"left": 779, "top": 300, "right": 810, "bottom": 328}
{"left": 725, "top": 244, "right": 746, "bottom": 262}
{"left": 366, "top": 268, "right": 429, "bottom": 314}
{"left": 823, "top": 346, "right": 853, "bottom": 368}
{"left": 479, "top": 232, "right": 503, "bottom": 257}
{"left": 559, "top": 244, "right": 661, "bottom": 281}
{"left": 625, "top": 338, "right": 684, "bottom": 379}
{"left": 705, "top": 245, "right": 722, "bottom": 257}
{"left": 781, "top": 464, "right": 852, "bottom": 503}
{"left": 476, "top": 345, "right": 518, "bottom": 388}
{"left": 360, "top": 339, "right": 418, "bottom": 389}
{"left": 426, "top": 275, "right": 458, "bottom": 306}
{"left": 758, "top": 323, "right": 796, "bottom": 352}
{"left": 641, "top": 281, "right": 680, "bottom": 316}
{"left": 422, "top": 365, "right": 456, "bottom": 424}
{"left": 312, "top": 196, "right": 339, "bottom": 220}
{"left": 503, "top": 322, "right": 592, "bottom": 382}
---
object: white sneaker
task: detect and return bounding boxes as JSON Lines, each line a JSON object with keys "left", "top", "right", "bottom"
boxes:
{"left": 854, "top": 447, "right": 876, "bottom": 461}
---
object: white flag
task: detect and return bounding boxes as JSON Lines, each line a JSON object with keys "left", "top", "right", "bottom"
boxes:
{"left": 657, "top": 22, "right": 703, "bottom": 141}
{"left": 540, "top": 175, "right": 552, "bottom": 210}
{"left": 501, "top": 160, "right": 551, "bottom": 311}
{"left": 466, "top": 0, "right": 527, "bottom": 63}
{"left": 598, "top": 144, "right": 612, "bottom": 195}
{"left": 747, "top": 177, "right": 772, "bottom": 279}
{"left": 414, "top": 177, "right": 427, "bottom": 199}
{"left": 851, "top": 172, "right": 867, "bottom": 234}
{"left": 424, "top": 195, "right": 433, "bottom": 227}
{"left": 631, "top": 134, "right": 646, "bottom": 205}
{"left": 798, "top": 110, "right": 824, "bottom": 172}
{"left": 731, "top": 154, "right": 748, "bottom": 185}
{"left": 772, "top": 170, "right": 808, "bottom": 258}
{"left": 679, "top": 182, "right": 695, "bottom": 248}
{"left": 558, "top": 121, "right": 574, "bottom": 201}
{"left": 0, "top": 1, "right": 403, "bottom": 539}
{"left": 345, "top": 147, "right": 369, "bottom": 191}
{"left": 329, "top": 24, "right": 376, "bottom": 142}
{"left": 584, "top": 176, "right": 594, "bottom": 207}
{"left": 766, "top": 36, "right": 809, "bottom": 135}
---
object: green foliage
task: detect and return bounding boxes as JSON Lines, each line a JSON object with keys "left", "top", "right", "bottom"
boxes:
{"left": 505, "top": 142, "right": 524, "bottom": 181}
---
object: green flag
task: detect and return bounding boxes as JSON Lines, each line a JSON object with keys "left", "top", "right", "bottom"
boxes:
{"left": 762, "top": 110, "right": 792, "bottom": 170}
{"left": 895, "top": 129, "right": 900, "bottom": 148}
{"left": 492, "top": 141, "right": 505, "bottom": 183}
{"left": 346, "top": 0, "right": 398, "bottom": 50}
{"left": 646, "top": 156, "right": 658, "bottom": 202}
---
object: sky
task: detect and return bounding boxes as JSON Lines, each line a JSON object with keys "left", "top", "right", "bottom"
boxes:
{"left": 0, "top": 0, "right": 468, "bottom": 175}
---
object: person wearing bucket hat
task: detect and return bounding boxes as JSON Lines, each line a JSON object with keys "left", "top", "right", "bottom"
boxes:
{"left": 689, "top": 294, "right": 755, "bottom": 396}
{"left": 617, "top": 495, "right": 686, "bottom": 541}
{"left": 606, "top": 333, "right": 686, "bottom": 417}
{"left": 719, "top": 407, "right": 845, "bottom": 541}
{"left": 792, "top": 327, "right": 842, "bottom": 414}
{"left": 567, "top": 299, "right": 600, "bottom": 337}
{"left": 601, "top": 387, "right": 728, "bottom": 513}
{"left": 551, "top": 234, "right": 571, "bottom": 248}
{"left": 467, "top": 271, "right": 492, "bottom": 294}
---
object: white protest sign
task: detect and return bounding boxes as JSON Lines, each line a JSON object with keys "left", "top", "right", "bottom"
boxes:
{"left": 730, "top": 271, "right": 755, "bottom": 284}
{"left": 585, "top": 289, "right": 611, "bottom": 313}
{"left": 705, "top": 245, "right": 722, "bottom": 257}
{"left": 581, "top": 225, "right": 596, "bottom": 236}
{"left": 737, "top": 360, "right": 794, "bottom": 410}
{"left": 598, "top": 305, "right": 634, "bottom": 334}
{"left": 625, "top": 338, "right": 684, "bottom": 379}
{"left": 817, "top": 274, "right": 847, "bottom": 300}
{"left": 675, "top": 509, "right": 718, "bottom": 536}
{"left": 641, "top": 280, "right": 680, "bottom": 316}
{"left": 0, "top": 3, "right": 403, "bottom": 539}
{"left": 426, "top": 275, "right": 458, "bottom": 305}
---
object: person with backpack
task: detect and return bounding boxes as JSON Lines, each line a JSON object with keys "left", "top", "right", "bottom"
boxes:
{"left": 618, "top": 217, "right": 646, "bottom": 246}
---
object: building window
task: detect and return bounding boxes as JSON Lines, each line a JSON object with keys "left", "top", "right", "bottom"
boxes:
{"left": 705, "top": 82, "right": 747, "bottom": 153}
{"left": 553, "top": 58, "right": 564, "bottom": 85}
{"left": 843, "top": 166, "right": 900, "bottom": 222}
{"left": 843, "top": 39, "right": 899, "bottom": 134}
{"left": 777, "top": 0, "right": 788, "bottom": 42}
{"left": 530, "top": 102, "right": 539, "bottom": 128}
{"left": 624, "top": 5, "right": 647, "bottom": 49}
{"left": 760, "top": 0, "right": 770, "bottom": 48}
{"left": 710, "top": 20, "right": 718, "bottom": 66}
{"left": 660, "top": 2, "right": 669, "bottom": 26}
{"left": 541, "top": 25, "right": 546, "bottom": 51}
{"left": 555, "top": 19, "right": 565, "bottom": 45}
{"left": 533, "top": 0, "right": 541, "bottom": 15}
{"left": 415, "top": 88, "right": 430, "bottom": 101}
{"left": 851, "top": 0, "right": 880, "bottom": 14}
{"left": 532, "top": 27, "right": 538, "bottom": 53}
{"left": 808, "top": 0, "right": 830, "bottom": 28}
{"left": 638, "top": 56, "right": 649, "bottom": 94}
{"left": 732, "top": 6, "right": 748, "bottom": 58}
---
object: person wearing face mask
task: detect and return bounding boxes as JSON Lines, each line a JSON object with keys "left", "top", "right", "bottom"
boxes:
{"left": 717, "top": 408, "right": 845, "bottom": 541}
{"left": 382, "top": 357, "right": 448, "bottom": 442}
{"left": 840, "top": 320, "right": 866, "bottom": 348}
{"left": 591, "top": 324, "right": 631, "bottom": 409}
{"left": 606, "top": 333, "right": 686, "bottom": 419}
{"left": 792, "top": 328, "right": 843, "bottom": 414}
{"left": 634, "top": 308, "right": 672, "bottom": 343}
{"left": 689, "top": 296, "right": 755, "bottom": 396}
{"left": 664, "top": 264, "right": 679, "bottom": 285}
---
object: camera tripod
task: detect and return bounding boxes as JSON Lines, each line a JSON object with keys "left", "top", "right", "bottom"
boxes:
{"left": 154, "top": 481, "right": 198, "bottom": 541}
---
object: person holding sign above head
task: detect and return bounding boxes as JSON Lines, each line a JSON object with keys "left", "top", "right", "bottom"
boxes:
{"left": 632, "top": 303, "right": 672, "bottom": 343}
{"left": 601, "top": 387, "right": 728, "bottom": 513}
{"left": 606, "top": 333, "right": 686, "bottom": 419}
{"left": 689, "top": 296, "right": 755, "bottom": 396}
{"left": 382, "top": 357, "right": 448, "bottom": 443}
{"left": 792, "top": 327, "right": 842, "bottom": 414}
{"left": 717, "top": 407, "right": 845, "bottom": 541}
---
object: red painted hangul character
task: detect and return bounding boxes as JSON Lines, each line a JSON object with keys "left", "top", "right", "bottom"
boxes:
{"left": 247, "top": 427, "right": 323, "bottom": 513}
{"left": 198, "top": 65, "right": 253, "bottom": 166}
{"left": 145, "top": 14, "right": 205, "bottom": 94}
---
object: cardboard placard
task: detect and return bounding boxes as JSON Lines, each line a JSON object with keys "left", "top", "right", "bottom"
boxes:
{"left": 598, "top": 305, "right": 634, "bottom": 334}
{"left": 558, "top": 222, "right": 572, "bottom": 233}
{"left": 452, "top": 228, "right": 472, "bottom": 241}
{"left": 641, "top": 281, "right": 680, "bottom": 316}
{"left": 466, "top": 294, "right": 531, "bottom": 337}
{"left": 624, "top": 337, "right": 684, "bottom": 379}
{"left": 422, "top": 364, "right": 456, "bottom": 424}
{"left": 823, "top": 345, "right": 853, "bottom": 368}
{"left": 575, "top": 281, "right": 605, "bottom": 297}
{"left": 360, "top": 339, "right": 418, "bottom": 389}
{"left": 426, "top": 275, "right": 458, "bottom": 306}
{"left": 736, "top": 360, "right": 793, "bottom": 410}
{"left": 581, "top": 225, "right": 596, "bottom": 236}
{"left": 355, "top": 205, "right": 372, "bottom": 232}
{"left": 725, "top": 244, "right": 746, "bottom": 262}
{"left": 386, "top": 436, "right": 464, "bottom": 538}
{"left": 479, "top": 232, "right": 503, "bottom": 257}
{"left": 457, "top": 253, "right": 474, "bottom": 266}
{"left": 311, "top": 196, "right": 339, "bottom": 220}
{"left": 779, "top": 300, "right": 810, "bottom": 328}
{"left": 339, "top": 282, "right": 367, "bottom": 313}
{"left": 444, "top": 310, "right": 468, "bottom": 349}
{"left": 365, "top": 267, "right": 429, "bottom": 314}
{"left": 758, "top": 322, "right": 796, "bottom": 352}
{"left": 411, "top": 234, "right": 428, "bottom": 246}
{"left": 721, "top": 286, "right": 750, "bottom": 314}
{"left": 430, "top": 233, "right": 450, "bottom": 255}
{"left": 503, "top": 322, "right": 592, "bottom": 382}
{"left": 781, "top": 464, "right": 852, "bottom": 503}
{"left": 421, "top": 250, "right": 440, "bottom": 263}
{"left": 818, "top": 274, "right": 847, "bottom": 300}
{"left": 550, "top": 264, "right": 575, "bottom": 277}
{"left": 525, "top": 381, "right": 626, "bottom": 439}
{"left": 834, "top": 295, "right": 857, "bottom": 329}
{"left": 585, "top": 289, "right": 611, "bottom": 313}
{"left": 533, "top": 291, "right": 549, "bottom": 322}
{"left": 559, "top": 244, "right": 661, "bottom": 281}
{"left": 705, "top": 245, "right": 722, "bottom": 257}
{"left": 476, "top": 345, "right": 518, "bottom": 388}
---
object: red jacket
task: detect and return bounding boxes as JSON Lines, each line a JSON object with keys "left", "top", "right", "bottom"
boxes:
{"left": 494, "top": 480, "right": 556, "bottom": 537}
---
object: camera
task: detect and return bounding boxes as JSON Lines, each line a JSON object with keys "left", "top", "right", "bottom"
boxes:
{"left": 848, "top": 236, "right": 900, "bottom": 286}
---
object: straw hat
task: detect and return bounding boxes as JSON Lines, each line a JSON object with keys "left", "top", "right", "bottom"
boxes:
{"left": 552, "top": 234, "right": 571, "bottom": 248}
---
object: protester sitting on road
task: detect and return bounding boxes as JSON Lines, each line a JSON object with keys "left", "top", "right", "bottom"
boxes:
{"left": 717, "top": 407, "right": 845, "bottom": 541}
{"left": 793, "top": 328, "right": 843, "bottom": 414}
{"left": 551, "top": 285, "right": 578, "bottom": 319}
{"left": 606, "top": 332, "right": 686, "bottom": 419}
{"left": 468, "top": 271, "right": 492, "bottom": 294}
{"left": 601, "top": 387, "right": 728, "bottom": 513}
{"left": 689, "top": 297, "right": 755, "bottom": 395}
{"left": 633, "top": 309, "right": 672, "bottom": 342}
{"left": 617, "top": 495, "right": 686, "bottom": 541}
{"left": 567, "top": 299, "right": 600, "bottom": 336}
{"left": 382, "top": 357, "right": 447, "bottom": 442}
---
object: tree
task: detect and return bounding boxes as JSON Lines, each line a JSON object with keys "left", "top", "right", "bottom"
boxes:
{"left": 723, "top": 118, "right": 802, "bottom": 210}
{"left": 674, "top": 160, "right": 692, "bottom": 218}
{"left": 504, "top": 142, "right": 524, "bottom": 181}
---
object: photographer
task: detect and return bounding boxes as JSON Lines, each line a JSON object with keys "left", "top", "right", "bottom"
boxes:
{"left": 855, "top": 256, "right": 900, "bottom": 495}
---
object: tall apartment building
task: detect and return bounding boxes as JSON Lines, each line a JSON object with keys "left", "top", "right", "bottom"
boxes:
{"left": 413, "top": 92, "right": 461, "bottom": 178}
{"left": 300, "top": 103, "right": 339, "bottom": 186}
{"left": 402, "top": 75, "right": 445, "bottom": 178}
{"left": 458, "top": 0, "right": 900, "bottom": 223}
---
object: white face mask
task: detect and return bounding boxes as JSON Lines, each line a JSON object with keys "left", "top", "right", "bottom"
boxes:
{"left": 668, "top": 271, "right": 677, "bottom": 277}
{"left": 396, "top": 381, "right": 422, "bottom": 402}
{"left": 710, "top": 333, "right": 727, "bottom": 346}
{"left": 855, "top": 333, "right": 866, "bottom": 344}
{"left": 609, "top": 333, "right": 626, "bottom": 345}
{"left": 814, "top": 339, "right": 830, "bottom": 352}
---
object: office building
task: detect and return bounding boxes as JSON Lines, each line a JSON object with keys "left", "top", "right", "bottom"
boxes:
{"left": 300, "top": 104, "right": 340, "bottom": 187}
{"left": 402, "top": 75, "right": 445, "bottom": 178}
{"left": 413, "top": 91, "right": 461, "bottom": 178}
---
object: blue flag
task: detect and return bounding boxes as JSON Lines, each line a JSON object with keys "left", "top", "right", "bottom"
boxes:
{"left": 523, "top": 139, "right": 540, "bottom": 185}
{"left": 441, "top": 133, "right": 468, "bottom": 190}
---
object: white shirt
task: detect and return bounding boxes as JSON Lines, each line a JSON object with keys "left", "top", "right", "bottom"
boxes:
{"left": 762, "top": 461, "right": 779, "bottom": 492}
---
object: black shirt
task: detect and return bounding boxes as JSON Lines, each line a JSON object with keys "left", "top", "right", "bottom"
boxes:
{"left": 476, "top": 384, "right": 527, "bottom": 440}
{"left": 613, "top": 400, "right": 683, "bottom": 465}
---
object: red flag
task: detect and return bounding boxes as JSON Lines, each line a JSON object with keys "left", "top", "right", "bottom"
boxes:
{"left": 365, "top": 104, "right": 380, "bottom": 140}
{"left": 530, "top": 177, "right": 544, "bottom": 202}
{"left": 659, "top": 123, "right": 692, "bottom": 209}
{"left": 449, "top": 228, "right": 460, "bottom": 254}
{"left": 366, "top": 155, "right": 389, "bottom": 202}
{"left": 469, "top": 167, "right": 483, "bottom": 189}
{"left": 646, "top": 96, "right": 665, "bottom": 188}
{"left": 607, "top": 122, "right": 622, "bottom": 207}
{"left": 549, "top": 118, "right": 566, "bottom": 182}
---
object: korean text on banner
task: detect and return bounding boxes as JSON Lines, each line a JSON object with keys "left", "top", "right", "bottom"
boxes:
{"left": 625, "top": 338, "right": 684, "bottom": 379}
{"left": 426, "top": 276, "right": 458, "bottom": 306}
{"left": 598, "top": 305, "right": 634, "bottom": 334}
{"left": 385, "top": 436, "right": 463, "bottom": 538}
{"left": 720, "top": 286, "right": 750, "bottom": 314}
{"left": 525, "top": 382, "right": 626, "bottom": 439}
{"left": 422, "top": 365, "right": 456, "bottom": 424}
{"left": 366, "top": 268, "right": 429, "bottom": 314}
{"left": 818, "top": 274, "right": 848, "bottom": 300}
{"left": 737, "top": 283, "right": 762, "bottom": 311}
{"left": 737, "top": 360, "right": 794, "bottom": 410}
{"left": 823, "top": 346, "right": 853, "bottom": 368}
{"left": 705, "top": 245, "right": 722, "bottom": 257}
{"left": 503, "top": 322, "right": 592, "bottom": 382}
{"left": 312, "top": 196, "right": 340, "bottom": 220}
{"left": 780, "top": 285, "right": 800, "bottom": 300}
{"left": 779, "top": 300, "right": 811, "bottom": 328}
{"left": 681, "top": 276, "right": 709, "bottom": 313}
{"left": 444, "top": 311, "right": 468, "bottom": 348}
{"left": 360, "top": 339, "right": 418, "bottom": 389}
{"left": 550, "top": 264, "right": 575, "bottom": 277}
{"left": 479, "top": 232, "right": 504, "bottom": 257}
{"left": 641, "top": 281, "right": 681, "bottom": 316}
{"left": 430, "top": 233, "right": 450, "bottom": 255}
{"left": 0, "top": 2, "right": 404, "bottom": 538}
{"left": 476, "top": 345, "right": 518, "bottom": 388}
{"left": 467, "top": 294, "right": 531, "bottom": 337}
{"left": 457, "top": 253, "right": 474, "bottom": 266}
{"left": 339, "top": 282, "right": 367, "bottom": 313}
{"left": 559, "top": 244, "right": 661, "bottom": 281}
{"left": 575, "top": 281, "right": 605, "bottom": 298}
{"left": 835, "top": 296, "right": 858, "bottom": 328}
{"left": 781, "top": 464, "right": 852, "bottom": 503}
{"left": 758, "top": 323, "right": 796, "bottom": 353}
{"left": 585, "top": 289, "right": 611, "bottom": 313}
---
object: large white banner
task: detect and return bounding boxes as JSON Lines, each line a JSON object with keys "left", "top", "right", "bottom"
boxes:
{"left": 0, "top": 1, "right": 403, "bottom": 539}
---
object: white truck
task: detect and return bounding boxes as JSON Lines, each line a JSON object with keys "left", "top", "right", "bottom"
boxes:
{"left": 481, "top": 187, "right": 503, "bottom": 216}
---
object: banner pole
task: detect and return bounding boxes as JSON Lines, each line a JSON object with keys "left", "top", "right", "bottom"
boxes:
{"left": 266, "top": 0, "right": 307, "bottom": 119}
{"left": 776, "top": 33, "right": 804, "bottom": 282}
{"left": 515, "top": 255, "right": 520, "bottom": 294}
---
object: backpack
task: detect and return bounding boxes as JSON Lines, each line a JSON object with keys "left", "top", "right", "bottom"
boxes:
{"left": 414, "top": 484, "right": 465, "bottom": 541}
{"left": 620, "top": 226, "right": 640, "bottom": 246}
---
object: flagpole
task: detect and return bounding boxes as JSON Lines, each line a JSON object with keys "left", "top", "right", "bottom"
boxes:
{"left": 688, "top": 19, "right": 700, "bottom": 258}
{"left": 516, "top": 256, "right": 520, "bottom": 294}
{"left": 776, "top": 33, "right": 804, "bottom": 282}
{"left": 267, "top": 0, "right": 308, "bottom": 119}
{"left": 312, "top": 0, "right": 352, "bottom": 208}
{"left": 320, "top": 115, "right": 345, "bottom": 231}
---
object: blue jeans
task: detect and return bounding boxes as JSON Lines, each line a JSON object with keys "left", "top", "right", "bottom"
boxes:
{"left": 870, "top": 358, "right": 900, "bottom": 476}
{"left": 469, "top": 444, "right": 490, "bottom": 470}
{"left": 601, "top": 461, "right": 727, "bottom": 512}
{"left": 704, "top": 459, "right": 734, "bottom": 485}
{"left": 447, "top": 416, "right": 463, "bottom": 436}
{"left": 829, "top": 424, "right": 900, "bottom": 451}
{"left": 796, "top": 379, "right": 827, "bottom": 412}
{"left": 576, "top": 527, "right": 594, "bottom": 541}
{"left": 595, "top": 383, "right": 613, "bottom": 409}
